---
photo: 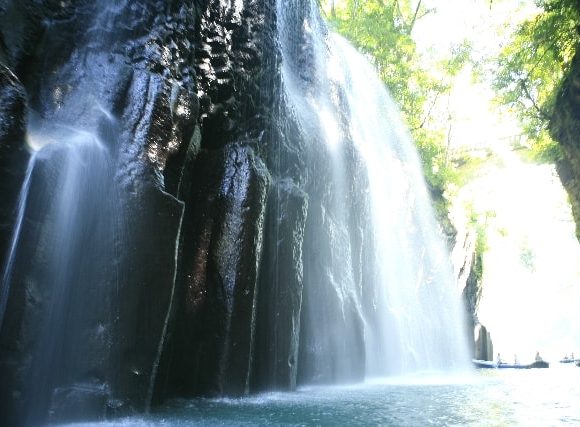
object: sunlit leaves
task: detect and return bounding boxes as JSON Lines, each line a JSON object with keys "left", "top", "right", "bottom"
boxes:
{"left": 494, "top": 0, "right": 580, "bottom": 161}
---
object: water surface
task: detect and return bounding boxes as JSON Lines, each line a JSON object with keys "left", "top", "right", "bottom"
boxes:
{"left": 60, "top": 367, "right": 580, "bottom": 426}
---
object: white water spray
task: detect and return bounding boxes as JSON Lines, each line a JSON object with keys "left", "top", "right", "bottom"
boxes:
{"left": 277, "top": 1, "right": 470, "bottom": 379}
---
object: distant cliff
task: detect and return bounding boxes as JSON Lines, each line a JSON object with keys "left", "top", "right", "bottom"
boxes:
{"left": 449, "top": 217, "right": 493, "bottom": 361}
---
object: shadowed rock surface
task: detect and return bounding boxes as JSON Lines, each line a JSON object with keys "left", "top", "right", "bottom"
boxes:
{"left": 0, "top": 1, "right": 202, "bottom": 425}
{"left": 0, "top": 0, "right": 289, "bottom": 424}
{"left": 0, "top": 66, "right": 28, "bottom": 283}
{"left": 551, "top": 53, "right": 580, "bottom": 242}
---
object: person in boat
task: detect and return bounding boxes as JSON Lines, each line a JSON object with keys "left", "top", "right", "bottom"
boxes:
{"left": 535, "top": 351, "right": 543, "bottom": 362}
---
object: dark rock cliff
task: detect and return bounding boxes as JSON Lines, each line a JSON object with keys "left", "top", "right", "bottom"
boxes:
{"left": 0, "top": 0, "right": 289, "bottom": 425}
{"left": 550, "top": 53, "right": 580, "bottom": 242}
{"left": 0, "top": 1, "right": 201, "bottom": 425}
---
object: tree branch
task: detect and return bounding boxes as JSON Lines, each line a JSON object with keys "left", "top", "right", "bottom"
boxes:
{"left": 408, "top": 0, "right": 423, "bottom": 33}
{"left": 519, "top": 79, "right": 552, "bottom": 122}
{"left": 413, "top": 91, "right": 440, "bottom": 131}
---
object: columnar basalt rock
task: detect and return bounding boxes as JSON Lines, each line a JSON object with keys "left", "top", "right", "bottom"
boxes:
{"left": 0, "top": 66, "right": 28, "bottom": 291}
{"left": 153, "top": 0, "right": 281, "bottom": 399}
{"left": 253, "top": 179, "right": 308, "bottom": 391}
{"left": 0, "top": 1, "right": 204, "bottom": 425}
{"left": 157, "top": 143, "right": 270, "bottom": 397}
{"left": 473, "top": 323, "right": 494, "bottom": 362}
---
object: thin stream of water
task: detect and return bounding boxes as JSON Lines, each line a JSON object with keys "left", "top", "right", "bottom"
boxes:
{"left": 0, "top": 153, "right": 37, "bottom": 329}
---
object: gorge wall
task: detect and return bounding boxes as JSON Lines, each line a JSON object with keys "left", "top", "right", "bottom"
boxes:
{"left": 0, "top": 1, "right": 284, "bottom": 424}
{"left": 449, "top": 218, "right": 492, "bottom": 362}
{"left": 551, "top": 53, "right": 580, "bottom": 242}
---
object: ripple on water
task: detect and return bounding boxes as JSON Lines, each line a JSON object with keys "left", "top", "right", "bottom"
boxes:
{"left": 53, "top": 369, "right": 580, "bottom": 427}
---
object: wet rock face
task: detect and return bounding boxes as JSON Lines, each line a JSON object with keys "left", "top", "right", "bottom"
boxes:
{"left": 0, "top": 67, "right": 28, "bottom": 274}
{"left": 290, "top": 107, "right": 368, "bottom": 385}
{"left": 158, "top": 144, "right": 270, "bottom": 398}
{"left": 0, "top": 0, "right": 283, "bottom": 423}
{"left": 0, "top": 1, "right": 202, "bottom": 425}
{"left": 551, "top": 53, "right": 580, "bottom": 242}
{"left": 253, "top": 179, "right": 308, "bottom": 391}
{"left": 152, "top": 0, "right": 279, "bottom": 399}
{"left": 195, "top": 0, "right": 277, "bottom": 150}
{"left": 0, "top": 66, "right": 29, "bottom": 427}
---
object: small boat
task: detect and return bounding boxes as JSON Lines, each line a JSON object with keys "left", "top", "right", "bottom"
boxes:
{"left": 499, "top": 360, "right": 549, "bottom": 369}
{"left": 472, "top": 359, "right": 549, "bottom": 369}
{"left": 472, "top": 359, "right": 496, "bottom": 369}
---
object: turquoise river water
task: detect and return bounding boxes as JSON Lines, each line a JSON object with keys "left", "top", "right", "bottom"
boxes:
{"left": 57, "top": 366, "right": 580, "bottom": 426}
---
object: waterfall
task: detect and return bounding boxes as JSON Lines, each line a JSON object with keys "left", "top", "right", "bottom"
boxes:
{"left": 0, "top": 0, "right": 471, "bottom": 423}
{"left": 277, "top": 1, "right": 470, "bottom": 381}
{"left": 0, "top": 117, "right": 119, "bottom": 424}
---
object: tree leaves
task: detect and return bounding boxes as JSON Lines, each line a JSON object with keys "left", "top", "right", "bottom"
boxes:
{"left": 494, "top": 0, "right": 580, "bottom": 161}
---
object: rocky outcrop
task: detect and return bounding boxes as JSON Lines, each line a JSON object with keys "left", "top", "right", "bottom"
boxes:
{"left": 0, "top": 1, "right": 202, "bottom": 425}
{"left": 463, "top": 248, "right": 493, "bottom": 360}
{"left": 550, "top": 53, "right": 580, "bottom": 242}
{"left": 473, "top": 323, "right": 494, "bottom": 361}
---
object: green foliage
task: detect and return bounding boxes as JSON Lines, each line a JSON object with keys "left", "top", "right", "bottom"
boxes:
{"left": 446, "top": 149, "right": 495, "bottom": 189}
{"left": 473, "top": 230, "right": 486, "bottom": 282}
{"left": 513, "top": 129, "right": 564, "bottom": 163}
{"left": 494, "top": 0, "right": 580, "bottom": 161}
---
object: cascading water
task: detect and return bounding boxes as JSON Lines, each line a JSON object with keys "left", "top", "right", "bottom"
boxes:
{"left": 278, "top": 0, "right": 470, "bottom": 381}
{"left": 0, "top": 118, "right": 118, "bottom": 424}
{"left": 335, "top": 35, "right": 470, "bottom": 374}
{"left": 0, "top": 154, "right": 36, "bottom": 330}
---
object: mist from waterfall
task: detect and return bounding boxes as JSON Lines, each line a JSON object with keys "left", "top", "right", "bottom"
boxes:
{"left": 277, "top": 0, "right": 470, "bottom": 380}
